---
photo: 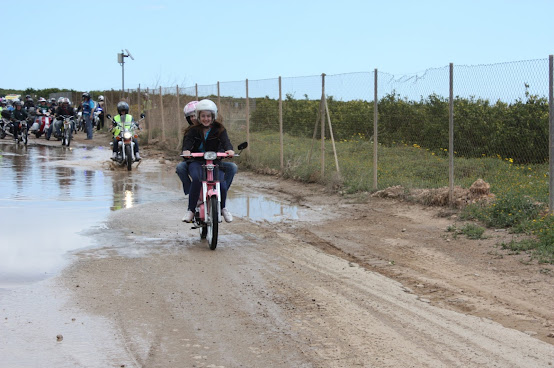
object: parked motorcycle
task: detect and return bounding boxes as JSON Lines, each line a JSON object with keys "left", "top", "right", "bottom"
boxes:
{"left": 29, "top": 107, "right": 52, "bottom": 139}
{"left": 0, "top": 111, "right": 30, "bottom": 145}
{"left": 107, "top": 113, "right": 145, "bottom": 171}
{"left": 182, "top": 142, "right": 247, "bottom": 250}
{"left": 93, "top": 109, "right": 103, "bottom": 128}
{"left": 59, "top": 115, "right": 75, "bottom": 146}
{"left": 75, "top": 112, "right": 84, "bottom": 133}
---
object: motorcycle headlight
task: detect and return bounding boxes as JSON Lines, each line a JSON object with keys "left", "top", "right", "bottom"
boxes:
{"left": 204, "top": 151, "right": 217, "bottom": 160}
{"left": 123, "top": 132, "right": 132, "bottom": 139}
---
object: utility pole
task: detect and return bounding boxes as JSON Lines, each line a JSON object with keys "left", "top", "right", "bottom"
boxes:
{"left": 117, "top": 49, "right": 134, "bottom": 97}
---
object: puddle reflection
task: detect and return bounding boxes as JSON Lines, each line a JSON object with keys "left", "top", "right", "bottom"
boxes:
{"left": 227, "top": 186, "right": 298, "bottom": 222}
{"left": 0, "top": 142, "right": 299, "bottom": 287}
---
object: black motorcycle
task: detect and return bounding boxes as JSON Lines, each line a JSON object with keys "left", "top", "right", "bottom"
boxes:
{"left": 0, "top": 110, "right": 30, "bottom": 146}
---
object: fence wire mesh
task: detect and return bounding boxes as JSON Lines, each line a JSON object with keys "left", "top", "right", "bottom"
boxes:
{"left": 96, "top": 58, "right": 550, "bottom": 204}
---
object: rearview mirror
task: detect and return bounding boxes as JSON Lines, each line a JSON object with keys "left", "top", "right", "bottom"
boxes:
{"left": 106, "top": 114, "right": 112, "bottom": 119}
{"left": 140, "top": 113, "right": 145, "bottom": 119}
{"left": 237, "top": 142, "right": 248, "bottom": 150}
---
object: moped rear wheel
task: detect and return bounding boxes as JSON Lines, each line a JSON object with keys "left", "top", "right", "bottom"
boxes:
{"left": 207, "top": 196, "right": 219, "bottom": 250}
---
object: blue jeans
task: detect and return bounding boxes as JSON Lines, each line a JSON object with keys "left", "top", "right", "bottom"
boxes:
{"left": 187, "top": 161, "right": 227, "bottom": 212}
{"left": 46, "top": 119, "right": 61, "bottom": 139}
{"left": 221, "top": 161, "right": 238, "bottom": 190}
{"left": 177, "top": 160, "right": 237, "bottom": 196}
{"left": 176, "top": 161, "right": 191, "bottom": 195}
{"left": 85, "top": 115, "right": 93, "bottom": 139}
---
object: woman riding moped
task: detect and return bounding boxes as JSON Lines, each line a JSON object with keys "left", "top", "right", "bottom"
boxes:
{"left": 181, "top": 99, "right": 234, "bottom": 223}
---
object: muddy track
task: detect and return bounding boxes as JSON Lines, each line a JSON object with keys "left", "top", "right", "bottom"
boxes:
{"left": 2, "top": 135, "right": 553, "bottom": 367}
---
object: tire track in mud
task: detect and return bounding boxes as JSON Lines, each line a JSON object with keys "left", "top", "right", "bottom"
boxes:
{"left": 246, "top": 224, "right": 554, "bottom": 367}
{"left": 277, "top": 210, "right": 554, "bottom": 345}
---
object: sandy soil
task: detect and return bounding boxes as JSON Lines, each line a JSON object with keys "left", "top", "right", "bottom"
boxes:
{"left": 2, "top": 131, "right": 554, "bottom": 367}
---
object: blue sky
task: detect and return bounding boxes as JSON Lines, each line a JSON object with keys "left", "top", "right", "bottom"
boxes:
{"left": 4, "top": 0, "right": 553, "bottom": 92}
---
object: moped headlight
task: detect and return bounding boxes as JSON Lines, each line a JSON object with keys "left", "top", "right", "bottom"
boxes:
{"left": 204, "top": 151, "right": 217, "bottom": 160}
{"left": 123, "top": 131, "right": 132, "bottom": 139}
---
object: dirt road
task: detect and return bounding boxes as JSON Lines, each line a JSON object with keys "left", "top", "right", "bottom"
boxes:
{"left": 2, "top": 133, "right": 554, "bottom": 367}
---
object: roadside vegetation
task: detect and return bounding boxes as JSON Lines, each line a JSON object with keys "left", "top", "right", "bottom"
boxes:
{"left": 229, "top": 90, "right": 552, "bottom": 264}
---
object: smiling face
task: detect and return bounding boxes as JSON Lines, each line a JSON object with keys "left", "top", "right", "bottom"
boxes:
{"left": 198, "top": 110, "right": 213, "bottom": 127}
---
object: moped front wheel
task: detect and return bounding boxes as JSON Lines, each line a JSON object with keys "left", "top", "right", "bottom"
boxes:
{"left": 125, "top": 145, "right": 132, "bottom": 171}
{"left": 207, "top": 196, "right": 219, "bottom": 250}
{"left": 65, "top": 128, "right": 71, "bottom": 147}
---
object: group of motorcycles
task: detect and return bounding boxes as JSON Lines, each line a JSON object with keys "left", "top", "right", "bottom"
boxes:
{"left": 0, "top": 103, "right": 144, "bottom": 173}
{"left": 0, "top": 105, "right": 106, "bottom": 148}
{"left": 0, "top": 107, "right": 78, "bottom": 146}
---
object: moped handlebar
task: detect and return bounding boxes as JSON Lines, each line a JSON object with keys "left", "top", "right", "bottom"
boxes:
{"left": 180, "top": 152, "right": 239, "bottom": 159}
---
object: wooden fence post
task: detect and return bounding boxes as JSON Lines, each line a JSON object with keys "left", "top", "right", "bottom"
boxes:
{"left": 176, "top": 85, "right": 182, "bottom": 150}
{"left": 320, "top": 73, "right": 326, "bottom": 177}
{"left": 160, "top": 86, "right": 165, "bottom": 141}
{"left": 373, "top": 69, "right": 378, "bottom": 191}
{"left": 449, "top": 63, "right": 454, "bottom": 206}
{"left": 246, "top": 79, "right": 250, "bottom": 151}
{"left": 279, "top": 76, "right": 283, "bottom": 170}
{"left": 147, "top": 87, "right": 152, "bottom": 144}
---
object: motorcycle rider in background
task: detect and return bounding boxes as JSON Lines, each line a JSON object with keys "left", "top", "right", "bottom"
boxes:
{"left": 48, "top": 98, "right": 75, "bottom": 140}
{"left": 34, "top": 98, "right": 49, "bottom": 118}
{"left": 10, "top": 100, "right": 28, "bottom": 141}
{"left": 79, "top": 92, "right": 95, "bottom": 140}
{"left": 111, "top": 101, "right": 141, "bottom": 161}
{"left": 95, "top": 95, "right": 105, "bottom": 130}
{"left": 24, "top": 95, "right": 35, "bottom": 110}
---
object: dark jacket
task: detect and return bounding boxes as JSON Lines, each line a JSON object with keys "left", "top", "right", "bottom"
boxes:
{"left": 55, "top": 105, "right": 76, "bottom": 117}
{"left": 12, "top": 108, "right": 28, "bottom": 121}
{"left": 182, "top": 121, "right": 233, "bottom": 160}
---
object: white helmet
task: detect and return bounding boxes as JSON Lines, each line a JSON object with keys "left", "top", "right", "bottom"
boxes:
{"left": 195, "top": 99, "right": 217, "bottom": 120}
{"left": 98, "top": 95, "right": 104, "bottom": 102}
{"left": 184, "top": 101, "right": 198, "bottom": 117}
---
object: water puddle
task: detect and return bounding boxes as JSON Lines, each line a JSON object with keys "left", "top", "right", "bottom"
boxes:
{"left": 0, "top": 142, "right": 298, "bottom": 287}
{"left": 227, "top": 185, "right": 298, "bottom": 222}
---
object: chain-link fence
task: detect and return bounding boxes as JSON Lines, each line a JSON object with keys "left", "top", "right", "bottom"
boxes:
{"left": 96, "top": 57, "right": 553, "bottom": 207}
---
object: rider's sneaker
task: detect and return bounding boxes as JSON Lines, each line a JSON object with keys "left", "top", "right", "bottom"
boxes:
{"left": 222, "top": 208, "right": 233, "bottom": 223}
{"left": 135, "top": 152, "right": 141, "bottom": 161}
{"left": 182, "top": 210, "right": 194, "bottom": 223}
{"left": 111, "top": 152, "right": 117, "bottom": 160}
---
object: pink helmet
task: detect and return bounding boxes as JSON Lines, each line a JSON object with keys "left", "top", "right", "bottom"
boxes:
{"left": 184, "top": 101, "right": 198, "bottom": 118}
